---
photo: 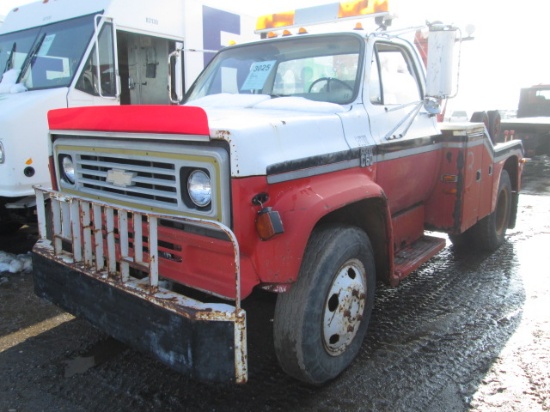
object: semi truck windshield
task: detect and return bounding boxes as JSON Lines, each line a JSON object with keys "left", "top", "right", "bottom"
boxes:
{"left": 0, "top": 13, "right": 98, "bottom": 91}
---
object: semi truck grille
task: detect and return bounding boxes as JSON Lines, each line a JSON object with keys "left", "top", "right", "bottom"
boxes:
{"left": 78, "top": 154, "right": 178, "bottom": 205}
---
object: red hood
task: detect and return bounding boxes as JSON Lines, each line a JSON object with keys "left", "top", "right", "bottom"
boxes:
{"left": 47, "top": 105, "right": 210, "bottom": 136}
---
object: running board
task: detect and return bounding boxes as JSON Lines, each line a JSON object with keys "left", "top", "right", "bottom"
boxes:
{"left": 391, "top": 235, "right": 446, "bottom": 286}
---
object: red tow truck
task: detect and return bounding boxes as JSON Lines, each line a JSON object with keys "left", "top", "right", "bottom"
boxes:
{"left": 32, "top": 0, "right": 524, "bottom": 384}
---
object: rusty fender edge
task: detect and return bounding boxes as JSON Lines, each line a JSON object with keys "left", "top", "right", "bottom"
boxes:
{"left": 32, "top": 241, "right": 248, "bottom": 384}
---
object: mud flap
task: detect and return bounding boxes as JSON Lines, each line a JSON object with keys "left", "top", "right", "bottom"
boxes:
{"left": 32, "top": 251, "right": 245, "bottom": 383}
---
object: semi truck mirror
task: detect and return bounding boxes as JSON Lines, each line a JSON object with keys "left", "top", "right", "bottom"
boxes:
{"left": 425, "top": 24, "right": 457, "bottom": 99}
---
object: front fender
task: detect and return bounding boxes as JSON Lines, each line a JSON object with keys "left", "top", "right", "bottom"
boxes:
{"left": 234, "top": 167, "right": 386, "bottom": 286}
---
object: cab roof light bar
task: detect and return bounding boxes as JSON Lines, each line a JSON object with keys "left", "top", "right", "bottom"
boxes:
{"left": 255, "top": 0, "right": 389, "bottom": 34}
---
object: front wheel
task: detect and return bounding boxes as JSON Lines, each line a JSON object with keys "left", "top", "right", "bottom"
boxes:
{"left": 273, "top": 224, "right": 376, "bottom": 384}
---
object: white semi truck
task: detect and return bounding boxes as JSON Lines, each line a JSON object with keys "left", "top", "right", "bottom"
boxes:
{"left": 0, "top": 0, "right": 253, "bottom": 230}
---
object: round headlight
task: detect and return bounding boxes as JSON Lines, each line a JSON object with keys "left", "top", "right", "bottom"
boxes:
{"left": 62, "top": 155, "right": 76, "bottom": 184}
{"left": 187, "top": 169, "right": 211, "bottom": 207}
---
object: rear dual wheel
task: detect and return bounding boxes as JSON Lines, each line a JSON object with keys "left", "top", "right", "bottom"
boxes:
{"left": 449, "top": 170, "right": 512, "bottom": 251}
{"left": 471, "top": 170, "right": 512, "bottom": 250}
{"left": 273, "top": 224, "right": 376, "bottom": 385}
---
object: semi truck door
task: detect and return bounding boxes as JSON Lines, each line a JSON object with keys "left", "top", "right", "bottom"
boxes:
{"left": 69, "top": 18, "right": 118, "bottom": 107}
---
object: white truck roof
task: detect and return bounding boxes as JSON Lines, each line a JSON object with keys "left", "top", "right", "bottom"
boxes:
{"left": 0, "top": 0, "right": 111, "bottom": 33}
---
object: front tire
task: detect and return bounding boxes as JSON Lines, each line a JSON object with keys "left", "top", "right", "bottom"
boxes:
{"left": 273, "top": 224, "right": 376, "bottom": 384}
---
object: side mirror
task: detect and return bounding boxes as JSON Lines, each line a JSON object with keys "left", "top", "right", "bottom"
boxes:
{"left": 425, "top": 24, "right": 457, "bottom": 99}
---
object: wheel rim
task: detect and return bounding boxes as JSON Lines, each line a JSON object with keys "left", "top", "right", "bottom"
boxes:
{"left": 322, "top": 258, "right": 367, "bottom": 356}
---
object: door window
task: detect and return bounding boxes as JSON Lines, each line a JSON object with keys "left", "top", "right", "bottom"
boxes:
{"left": 76, "top": 23, "right": 115, "bottom": 96}
{"left": 370, "top": 43, "right": 421, "bottom": 106}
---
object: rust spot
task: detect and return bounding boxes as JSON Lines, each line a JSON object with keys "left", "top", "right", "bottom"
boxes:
{"left": 215, "top": 130, "right": 232, "bottom": 140}
{"left": 162, "top": 296, "right": 179, "bottom": 302}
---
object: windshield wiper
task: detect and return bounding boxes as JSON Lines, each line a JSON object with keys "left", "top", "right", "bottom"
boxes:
{"left": 2, "top": 42, "right": 17, "bottom": 75}
{"left": 16, "top": 32, "right": 46, "bottom": 83}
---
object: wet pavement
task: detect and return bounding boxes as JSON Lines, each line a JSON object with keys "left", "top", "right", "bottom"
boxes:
{"left": 0, "top": 156, "right": 549, "bottom": 411}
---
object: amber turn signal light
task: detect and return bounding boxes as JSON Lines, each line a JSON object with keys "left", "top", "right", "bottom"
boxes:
{"left": 255, "top": 207, "right": 284, "bottom": 240}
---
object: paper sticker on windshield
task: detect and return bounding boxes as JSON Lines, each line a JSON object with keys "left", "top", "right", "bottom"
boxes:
{"left": 241, "top": 60, "right": 276, "bottom": 91}
{"left": 38, "top": 34, "right": 56, "bottom": 56}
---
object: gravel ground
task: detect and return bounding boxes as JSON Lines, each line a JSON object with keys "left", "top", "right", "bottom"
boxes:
{"left": 0, "top": 156, "right": 548, "bottom": 411}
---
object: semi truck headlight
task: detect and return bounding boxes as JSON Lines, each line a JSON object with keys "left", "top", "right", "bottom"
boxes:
{"left": 0, "top": 142, "right": 4, "bottom": 164}
{"left": 60, "top": 155, "right": 76, "bottom": 184}
{"left": 187, "top": 169, "right": 211, "bottom": 207}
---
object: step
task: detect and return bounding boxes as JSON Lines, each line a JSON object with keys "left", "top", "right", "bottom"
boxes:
{"left": 391, "top": 235, "right": 446, "bottom": 285}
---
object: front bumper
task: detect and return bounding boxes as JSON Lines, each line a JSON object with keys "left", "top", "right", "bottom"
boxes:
{"left": 32, "top": 187, "right": 247, "bottom": 383}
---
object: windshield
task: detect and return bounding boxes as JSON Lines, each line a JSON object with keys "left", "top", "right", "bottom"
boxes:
{"left": 185, "top": 33, "right": 364, "bottom": 105}
{"left": 0, "top": 13, "right": 98, "bottom": 91}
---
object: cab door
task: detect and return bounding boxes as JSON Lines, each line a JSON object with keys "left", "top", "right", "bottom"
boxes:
{"left": 364, "top": 39, "right": 440, "bottom": 214}
{"left": 68, "top": 19, "right": 119, "bottom": 108}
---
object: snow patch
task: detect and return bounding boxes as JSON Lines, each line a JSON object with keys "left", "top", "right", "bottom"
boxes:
{"left": 0, "top": 69, "right": 27, "bottom": 94}
{"left": 0, "top": 251, "right": 33, "bottom": 274}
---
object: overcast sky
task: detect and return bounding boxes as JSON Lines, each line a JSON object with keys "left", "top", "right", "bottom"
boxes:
{"left": 1, "top": 0, "right": 548, "bottom": 110}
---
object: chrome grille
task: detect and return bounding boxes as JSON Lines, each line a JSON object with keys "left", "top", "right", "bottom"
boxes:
{"left": 78, "top": 153, "right": 178, "bottom": 205}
